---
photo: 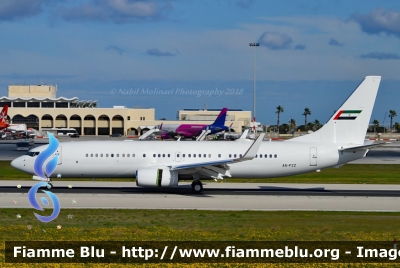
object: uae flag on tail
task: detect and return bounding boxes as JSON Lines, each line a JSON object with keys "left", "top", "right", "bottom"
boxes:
{"left": 333, "top": 110, "right": 362, "bottom": 120}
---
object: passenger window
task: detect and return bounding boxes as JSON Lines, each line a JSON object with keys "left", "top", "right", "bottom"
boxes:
{"left": 127, "top": 154, "right": 130, "bottom": 157}
{"left": 168, "top": 154, "right": 170, "bottom": 157}
{"left": 274, "top": 154, "right": 277, "bottom": 158}
{"left": 177, "top": 154, "right": 180, "bottom": 157}
{"left": 95, "top": 154, "right": 98, "bottom": 157}
{"left": 143, "top": 154, "right": 146, "bottom": 157}
{"left": 229, "top": 154, "right": 232, "bottom": 158}
{"left": 183, "top": 154, "right": 185, "bottom": 157}
{"left": 260, "top": 154, "right": 262, "bottom": 158}
{"left": 188, "top": 154, "right": 191, "bottom": 158}
{"left": 208, "top": 154, "right": 211, "bottom": 158}
{"left": 106, "top": 154, "right": 109, "bottom": 157}
{"left": 234, "top": 154, "right": 237, "bottom": 158}
{"left": 255, "top": 155, "right": 258, "bottom": 158}
{"left": 100, "top": 154, "right": 103, "bottom": 157}
{"left": 153, "top": 154, "right": 156, "bottom": 157}
{"left": 158, "top": 154, "right": 161, "bottom": 157}
{"left": 111, "top": 154, "right": 114, "bottom": 157}
{"left": 90, "top": 154, "right": 93, "bottom": 157}
{"left": 270, "top": 154, "right": 272, "bottom": 158}
{"left": 116, "top": 154, "right": 119, "bottom": 157}
{"left": 193, "top": 154, "right": 196, "bottom": 158}
{"left": 240, "top": 154, "right": 242, "bottom": 158}
{"left": 265, "top": 154, "right": 267, "bottom": 158}
{"left": 86, "top": 154, "right": 88, "bottom": 157}
{"left": 218, "top": 154, "right": 221, "bottom": 158}
{"left": 122, "top": 154, "right": 125, "bottom": 157}
{"left": 199, "top": 154, "right": 201, "bottom": 158}
{"left": 132, "top": 154, "right": 135, "bottom": 157}
{"left": 203, "top": 154, "right": 206, "bottom": 158}
{"left": 163, "top": 154, "right": 165, "bottom": 157}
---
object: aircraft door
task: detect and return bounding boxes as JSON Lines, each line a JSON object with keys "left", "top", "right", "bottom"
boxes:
{"left": 56, "top": 146, "right": 62, "bottom": 165}
{"left": 310, "top": 147, "right": 317, "bottom": 166}
{"left": 175, "top": 152, "right": 181, "bottom": 162}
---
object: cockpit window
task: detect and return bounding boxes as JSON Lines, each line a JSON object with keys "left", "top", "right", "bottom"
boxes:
{"left": 26, "top": 151, "right": 40, "bottom": 157}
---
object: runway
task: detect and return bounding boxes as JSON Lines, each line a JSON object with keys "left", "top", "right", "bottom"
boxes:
{"left": 2, "top": 181, "right": 400, "bottom": 211}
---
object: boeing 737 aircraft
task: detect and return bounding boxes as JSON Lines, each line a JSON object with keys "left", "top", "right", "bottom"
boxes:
{"left": 0, "top": 105, "right": 9, "bottom": 130}
{"left": 11, "top": 76, "right": 383, "bottom": 193}
{"left": 157, "top": 108, "right": 229, "bottom": 139}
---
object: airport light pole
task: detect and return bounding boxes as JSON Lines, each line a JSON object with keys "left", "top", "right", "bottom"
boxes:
{"left": 249, "top": 42, "right": 259, "bottom": 136}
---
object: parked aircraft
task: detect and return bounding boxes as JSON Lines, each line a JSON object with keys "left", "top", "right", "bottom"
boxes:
{"left": 0, "top": 105, "right": 9, "bottom": 130}
{"left": 140, "top": 108, "right": 229, "bottom": 140}
{"left": 11, "top": 76, "right": 384, "bottom": 193}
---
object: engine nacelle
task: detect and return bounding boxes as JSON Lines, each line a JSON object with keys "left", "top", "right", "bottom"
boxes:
{"left": 136, "top": 167, "right": 178, "bottom": 187}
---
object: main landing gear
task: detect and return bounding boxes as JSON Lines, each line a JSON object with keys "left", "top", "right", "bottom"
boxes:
{"left": 191, "top": 180, "right": 203, "bottom": 193}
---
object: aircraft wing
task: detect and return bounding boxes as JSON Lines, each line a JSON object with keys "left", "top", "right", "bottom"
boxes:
{"left": 170, "top": 159, "right": 233, "bottom": 170}
{"left": 339, "top": 141, "right": 388, "bottom": 151}
{"left": 168, "top": 134, "right": 264, "bottom": 180}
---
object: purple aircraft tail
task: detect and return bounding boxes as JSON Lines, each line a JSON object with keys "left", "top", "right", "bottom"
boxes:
{"left": 211, "top": 108, "right": 228, "bottom": 126}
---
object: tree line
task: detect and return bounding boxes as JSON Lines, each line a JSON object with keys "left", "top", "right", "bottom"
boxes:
{"left": 273, "top": 107, "right": 398, "bottom": 134}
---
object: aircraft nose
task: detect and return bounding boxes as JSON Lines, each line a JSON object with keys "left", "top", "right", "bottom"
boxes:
{"left": 11, "top": 156, "right": 27, "bottom": 172}
{"left": 11, "top": 158, "right": 19, "bottom": 169}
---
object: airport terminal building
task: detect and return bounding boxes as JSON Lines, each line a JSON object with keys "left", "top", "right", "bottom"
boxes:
{"left": 0, "top": 84, "right": 251, "bottom": 136}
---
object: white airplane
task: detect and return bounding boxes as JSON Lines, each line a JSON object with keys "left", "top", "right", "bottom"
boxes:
{"left": 11, "top": 76, "right": 384, "bottom": 193}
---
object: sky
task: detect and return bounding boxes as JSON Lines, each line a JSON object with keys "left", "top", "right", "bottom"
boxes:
{"left": 0, "top": 0, "right": 399, "bottom": 126}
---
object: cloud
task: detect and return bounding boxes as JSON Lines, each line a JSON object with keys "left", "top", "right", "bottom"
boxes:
{"left": 258, "top": 31, "right": 293, "bottom": 50}
{"left": 235, "top": 0, "right": 254, "bottom": 9}
{"left": 360, "top": 52, "right": 400, "bottom": 60}
{"left": 58, "top": 0, "right": 172, "bottom": 23}
{"left": 328, "top": 38, "right": 343, "bottom": 46}
{"left": 351, "top": 8, "right": 400, "bottom": 37}
{"left": 0, "top": 0, "right": 49, "bottom": 21}
{"left": 105, "top": 45, "right": 125, "bottom": 55}
{"left": 294, "top": 44, "right": 306, "bottom": 50}
{"left": 146, "top": 48, "right": 176, "bottom": 57}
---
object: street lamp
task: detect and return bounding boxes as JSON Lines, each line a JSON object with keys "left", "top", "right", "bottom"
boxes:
{"left": 249, "top": 42, "right": 259, "bottom": 135}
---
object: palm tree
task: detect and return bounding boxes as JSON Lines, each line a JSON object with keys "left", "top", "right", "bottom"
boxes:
{"left": 394, "top": 122, "right": 400, "bottom": 131}
{"left": 289, "top": 118, "right": 296, "bottom": 133}
{"left": 275, "top": 105, "right": 284, "bottom": 133}
{"left": 372, "top": 119, "right": 379, "bottom": 133}
{"left": 307, "top": 122, "right": 314, "bottom": 131}
{"left": 302, "top": 108, "right": 311, "bottom": 130}
{"left": 314, "top": 119, "right": 321, "bottom": 131}
{"left": 389, "top": 110, "right": 397, "bottom": 130}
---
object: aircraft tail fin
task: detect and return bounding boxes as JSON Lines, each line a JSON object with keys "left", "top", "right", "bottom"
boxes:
{"left": 289, "top": 76, "right": 381, "bottom": 145}
{"left": 211, "top": 108, "right": 228, "bottom": 126}
{"left": 0, "top": 105, "right": 8, "bottom": 124}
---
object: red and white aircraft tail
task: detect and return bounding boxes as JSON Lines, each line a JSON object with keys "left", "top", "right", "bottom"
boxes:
{"left": 0, "top": 105, "right": 9, "bottom": 130}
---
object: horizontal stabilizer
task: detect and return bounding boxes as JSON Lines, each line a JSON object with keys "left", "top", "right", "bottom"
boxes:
{"left": 339, "top": 142, "right": 388, "bottom": 151}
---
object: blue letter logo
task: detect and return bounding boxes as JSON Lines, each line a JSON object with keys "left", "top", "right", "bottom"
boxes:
{"left": 28, "top": 132, "right": 61, "bottom": 222}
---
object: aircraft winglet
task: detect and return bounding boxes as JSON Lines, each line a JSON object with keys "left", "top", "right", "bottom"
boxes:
{"left": 239, "top": 129, "right": 249, "bottom": 139}
{"left": 233, "top": 133, "right": 264, "bottom": 163}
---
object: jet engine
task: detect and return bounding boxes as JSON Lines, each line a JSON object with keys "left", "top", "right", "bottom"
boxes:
{"left": 136, "top": 167, "right": 178, "bottom": 187}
